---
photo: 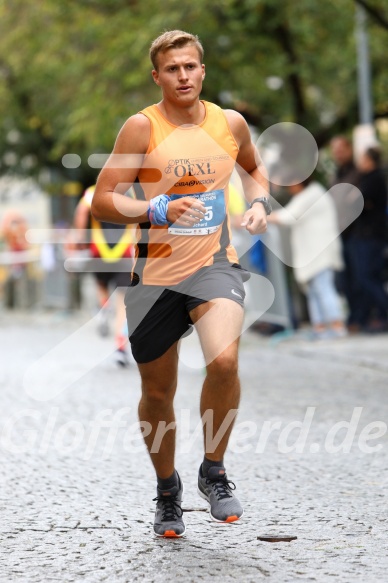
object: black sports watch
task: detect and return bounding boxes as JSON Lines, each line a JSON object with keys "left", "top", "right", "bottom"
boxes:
{"left": 250, "top": 197, "right": 272, "bottom": 215}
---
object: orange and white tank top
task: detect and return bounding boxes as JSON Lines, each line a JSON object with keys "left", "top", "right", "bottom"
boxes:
{"left": 133, "top": 100, "right": 240, "bottom": 285}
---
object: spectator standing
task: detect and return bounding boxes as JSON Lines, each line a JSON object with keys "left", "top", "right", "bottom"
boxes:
{"left": 349, "top": 147, "right": 388, "bottom": 331}
{"left": 267, "top": 177, "right": 346, "bottom": 339}
{"left": 329, "top": 136, "right": 361, "bottom": 330}
{"left": 330, "top": 136, "right": 360, "bottom": 229}
{"left": 1, "top": 210, "right": 30, "bottom": 308}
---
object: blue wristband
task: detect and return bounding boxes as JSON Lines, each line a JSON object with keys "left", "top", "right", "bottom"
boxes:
{"left": 148, "top": 194, "right": 169, "bottom": 226}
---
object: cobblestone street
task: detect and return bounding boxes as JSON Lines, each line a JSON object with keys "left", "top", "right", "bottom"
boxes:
{"left": 0, "top": 310, "right": 387, "bottom": 582}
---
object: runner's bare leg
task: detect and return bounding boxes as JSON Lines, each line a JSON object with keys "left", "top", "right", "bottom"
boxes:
{"left": 114, "top": 287, "right": 127, "bottom": 347}
{"left": 190, "top": 298, "right": 244, "bottom": 462}
{"left": 137, "top": 342, "right": 179, "bottom": 478}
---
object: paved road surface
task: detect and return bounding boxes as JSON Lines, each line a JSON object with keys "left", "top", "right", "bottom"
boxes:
{"left": 0, "top": 310, "right": 387, "bottom": 582}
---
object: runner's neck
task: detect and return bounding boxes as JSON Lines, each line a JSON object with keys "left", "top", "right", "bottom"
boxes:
{"left": 156, "top": 100, "right": 206, "bottom": 127}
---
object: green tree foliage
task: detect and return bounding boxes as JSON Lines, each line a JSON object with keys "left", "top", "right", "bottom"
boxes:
{"left": 0, "top": 0, "right": 387, "bottom": 181}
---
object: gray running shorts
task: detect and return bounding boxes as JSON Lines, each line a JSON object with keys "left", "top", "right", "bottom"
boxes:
{"left": 124, "top": 261, "right": 250, "bottom": 363}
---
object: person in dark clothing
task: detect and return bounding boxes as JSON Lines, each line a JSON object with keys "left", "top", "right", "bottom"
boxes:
{"left": 348, "top": 147, "right": 388, "bottom": 331}
{"left": 330, "top": 136, "right": 360, "bottom": 219}
{"left": 329, "top": 136, "right": 361, "bottom": 329}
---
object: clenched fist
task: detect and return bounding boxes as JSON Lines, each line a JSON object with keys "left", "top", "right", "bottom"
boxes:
{"left": 166, "top": 197, "right": 206, "bottom": 226}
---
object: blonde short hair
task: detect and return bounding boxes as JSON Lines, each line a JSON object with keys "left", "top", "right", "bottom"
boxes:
{"left": 149, "top": 30, "right": 204, "bottom": 70}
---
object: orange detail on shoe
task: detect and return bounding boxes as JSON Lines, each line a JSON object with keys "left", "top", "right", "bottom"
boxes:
{"left": 115, "top": 334, "right": 127, "bottom": 350}
{"left": 225, "top": 515, "right": 239, "bottom": 523}
{"left": 163, "top": 530, "right": 179, "bottom": 537}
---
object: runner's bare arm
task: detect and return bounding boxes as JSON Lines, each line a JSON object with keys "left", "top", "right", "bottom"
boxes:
{"left": 92, "top": 113, "right": 206, "bottom": 226}
{"left": 91, "top": 114, "right": 151, "bottom": 224}
{"left": 225, "top": 110, "right": 269, "bottom": 235}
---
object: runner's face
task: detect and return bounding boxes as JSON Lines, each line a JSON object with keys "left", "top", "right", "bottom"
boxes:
{"left": 152, "top": 46, "right": 205, "bottom": 105}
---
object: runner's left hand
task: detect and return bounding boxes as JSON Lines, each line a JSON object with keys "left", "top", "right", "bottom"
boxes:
{"left": 241, "top": 204, "right": 267, "bottom": 235}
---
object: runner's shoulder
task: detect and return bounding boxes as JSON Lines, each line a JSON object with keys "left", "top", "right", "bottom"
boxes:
{"left": 222, "top": 109, "right": 250, "bottom": 145}
{"left": 123, "top": 112, "right": 151, "bottom": 130}
{"left": 223, "top": 109, "right": 247, "bottom": 125}
{"left": 116, "top": 113, "right": 151, "bottom": 153}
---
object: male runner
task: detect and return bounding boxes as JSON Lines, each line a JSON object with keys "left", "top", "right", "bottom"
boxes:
{"left": 92, "top": 30, "right": 270, "bottom": 537}
{"left": 73, "top": 185, "right": 134, "bottom": 366}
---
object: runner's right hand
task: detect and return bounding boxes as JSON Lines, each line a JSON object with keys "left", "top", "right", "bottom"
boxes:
{"left": 166, "top": 197, "right": 206, "bottom": 226}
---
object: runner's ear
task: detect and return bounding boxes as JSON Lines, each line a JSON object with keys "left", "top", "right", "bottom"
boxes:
{"left": 152, "top": 70, "right": 160, "bottom": 86}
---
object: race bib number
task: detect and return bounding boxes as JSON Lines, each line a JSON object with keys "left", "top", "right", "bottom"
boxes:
{"left": 168, "top": 190, "right": 226, "bottom": 236}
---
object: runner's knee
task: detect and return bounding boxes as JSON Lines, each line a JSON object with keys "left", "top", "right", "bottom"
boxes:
{"left": 206, "top": 351, "right": 238, "bottom": 379}
{"left": 140, "top": 379, "right": 177, "bottom": 406}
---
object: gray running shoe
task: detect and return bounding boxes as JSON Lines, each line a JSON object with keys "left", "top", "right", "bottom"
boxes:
{"left": 97, "top": 308, "right": 109, "bottom": 337}
{"left": 153, "top": 473, "right": 185, "bottom": 537}
{"left": 198, "top": 465, "right": 243, "bottom": 523}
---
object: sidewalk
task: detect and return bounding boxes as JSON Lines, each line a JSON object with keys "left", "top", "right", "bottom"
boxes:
{"left": 0, "top": 310, "right": 387, "bottom": 582}
{"left": 269, "top": 326, "right": 388, "bottom": 374}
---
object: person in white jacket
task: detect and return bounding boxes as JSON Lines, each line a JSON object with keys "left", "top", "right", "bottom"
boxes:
{"left": 267, "top": 176, "right": 347, "bottom": 339}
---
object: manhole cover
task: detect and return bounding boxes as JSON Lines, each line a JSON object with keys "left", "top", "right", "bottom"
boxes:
{"left": 257, "top": 535, "right": 297, "bottom": 543}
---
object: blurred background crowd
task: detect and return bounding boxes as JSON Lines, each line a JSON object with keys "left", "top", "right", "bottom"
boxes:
{"left": 1, "top": 0, "right": 387, "bottom": 345}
